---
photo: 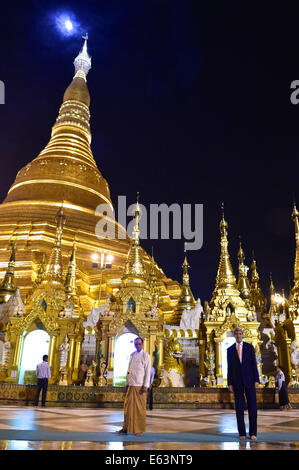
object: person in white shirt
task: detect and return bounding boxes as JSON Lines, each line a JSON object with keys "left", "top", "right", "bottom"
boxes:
{"left": 117, "top": 336, "right": 151, "bottom": 435}
{"left": 34, "top": 355, "right": 51, "bottom": 407}
{"left": 275, "top": 365, "right": 291, "bottom": 410}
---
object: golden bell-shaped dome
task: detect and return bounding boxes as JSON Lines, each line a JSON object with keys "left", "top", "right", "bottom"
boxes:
{"left": 63, "top": 76, "right": 90, "bottom": 107}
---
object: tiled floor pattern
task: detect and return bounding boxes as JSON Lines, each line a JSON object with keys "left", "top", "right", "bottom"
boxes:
{"left": 0, "top": 406, "right": 299, "bottom": 450}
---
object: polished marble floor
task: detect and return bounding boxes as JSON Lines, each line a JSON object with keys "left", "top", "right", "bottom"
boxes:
{"left": 0, "top": 406, "right": 298, "bottom": 450}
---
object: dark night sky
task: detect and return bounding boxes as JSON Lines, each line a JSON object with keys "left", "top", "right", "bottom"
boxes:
{"left": 0, "top": 1, "right": 299, "bottom": 305}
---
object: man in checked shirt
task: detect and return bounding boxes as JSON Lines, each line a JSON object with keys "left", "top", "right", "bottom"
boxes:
{"left": 34, "top": 355, "right": 51, "bottom": 407}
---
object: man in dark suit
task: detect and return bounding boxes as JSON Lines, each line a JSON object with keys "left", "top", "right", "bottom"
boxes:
{"left": 227, "top": 327, "right": 260, "bottom": 440}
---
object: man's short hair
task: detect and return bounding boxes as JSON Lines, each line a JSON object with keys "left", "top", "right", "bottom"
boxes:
{"left": 233, "top": 327, "right": 243, "bottom": 335}
{"left": 43, "top": 355, "right": 48, "bottom": 361}
{"left": 134, "top": 336, "right": 144, "bottom": 344}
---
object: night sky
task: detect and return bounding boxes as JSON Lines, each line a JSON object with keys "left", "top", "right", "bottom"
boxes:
{"left": 0, "top": 1, "right": 299, "bottom": 305}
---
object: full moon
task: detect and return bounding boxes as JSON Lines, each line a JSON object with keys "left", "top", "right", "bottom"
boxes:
{"left": 53, "top": 12, "right": 78, "bottom": 37}
{"left": 65, "top": 19, "right": 73, "bottom": 31}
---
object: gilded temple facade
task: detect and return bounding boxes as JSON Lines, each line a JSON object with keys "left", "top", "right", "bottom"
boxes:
{"left": 0, "top": 37, "right": 298, "bottom": 396}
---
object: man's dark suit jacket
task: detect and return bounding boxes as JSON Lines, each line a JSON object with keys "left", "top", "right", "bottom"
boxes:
{"left": 227, "top": 342, "right": 259, "bottom": 389}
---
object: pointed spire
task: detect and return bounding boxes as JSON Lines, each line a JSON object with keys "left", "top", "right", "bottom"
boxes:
{"left": 175, "top": 243, "right": 196, "bottom": 316}
{"left": 123, "top": 193, "right": 145, "bottom": 280}
{"left": 269, "top": 272, "right": 275, "bottom": 297}
{"left": 65, "top": 242, "right": 77, "bottom": 296}
{"left": 248, "top": 250, "right": 267, "bottom": 314}
{"left": 73, "top": 34, "right": 91, "bottom": 81}
{"left": 182, "top": 242, "right": 191, "bottom": 287}
{"left": 0, "top": 242, "right": 17, "bottom": 303}
{"left": 215, "top": 203, "right": 237, "bottom": 289}
{"left": 292, "top": 199, "right": 299, "bottom": 284}
{"left": 44, "top": 205, "right": 66, "bottom": 283}
{"left": 4, "top": 35, "right": 114, "bottom": 216}
{"left": 132, "top": 191, "right": 141, "bottom": 246}
{"left": 268, "top": 273, "right": 280, "bottom": 321}
{"left": 237, "top": 239, "right": 250, "bottom": 300}
{"left": 149, "top": 246, "right": 159, "bottom": 305}
{"left": 251, "top": 250, "right": 260, "bottom": 285}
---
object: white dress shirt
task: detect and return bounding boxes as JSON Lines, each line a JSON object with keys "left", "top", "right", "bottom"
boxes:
{"left": 235, "top": 341, "right": 243, "bottom": 363}
{"left": 126, "top": 350, "right": 151, "bottom": 388}
{"left": 36, "top": 361, "right": 51, "bottom": 379}
{"left": 276, "top": 371, "right": 285, "bottom": 391}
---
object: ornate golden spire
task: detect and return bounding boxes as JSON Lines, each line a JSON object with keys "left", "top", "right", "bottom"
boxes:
{"left": 4, "top": 36, "right": 111, "bottom": 212}
{"left": 249, "top": 250, "right": 267, "bottom": 313}
{"left": 215, "top": 203, "right": 237, "bottom": 289}
{"left": 149, "top": 247, "right": 159, "bottom": 305}
{"left": 251, "top": 250, "right": 260, "bottom": 287}
{"left": 289, "top": 201, "right": 299, "bottom": 318}
{"left": 123, "top": 193, "right": 146, "bottom": 281}
{"left": 65, "top": 242, "right": 77, "bottom": 296}
{"left": 175, "top": 243, "right": 196, "bottom": 319}
{"left": 268, "top": 273, "right": 279, "bottom": 319}
{"left": 0, "top": 242, "right": 17, "bottom": 303}
{"left": 292, "top": 201, "right": 299, "bottom": 285}
{"left": 43, "top": 205, "right": 66, "bottom": 283}
{"left": 237, "top": 239, "right": 250, "bottom": 300}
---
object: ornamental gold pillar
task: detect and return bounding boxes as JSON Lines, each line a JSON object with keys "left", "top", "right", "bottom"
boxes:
{"left": 12, "top": 334, "right": 22, "bottom": 369}
{"left": 143, "top": 336, "right": 149, "bottom": 355}
{"left": 149, "top": 334, "right": 156, "bottom": 361}
{"left": 215, "top": 338, "right": 223, "bottom": 387}
{"left": 67, "top": 335, "right": 76, "bottom": 384}
{"left": 285, "top": 338, "right": 293, "bottom": 385}
{"left": 72, "top": 340, "right": 82, "bottom": 382}
{"left": 48, "top": 335, "right": 57, "bottom": 371}
{"left": 101, "top": 336, "right": 108, "bottom": 363}
{"left": 107, "top": 335, "right": 114, "bottom": 385}
{"left": 5, "top": 333, "right": 22, "bottom": 383}
{"left": 158, "top": 336, "right": 164, "bottom": 368}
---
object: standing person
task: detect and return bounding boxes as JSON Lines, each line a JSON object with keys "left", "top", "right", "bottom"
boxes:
{"left": 117, "top": 336, "right": 151, "bottom": 436}
{"left": 76, "top": 361, "right": 88, "bottom": 386}
{"left": 34, "top": 355, "right": 51, "bottom": 407}
{"left": 148, "top": 366, "right": 155, "bottom": 411}
{"left": 275, "top": 365, "right": 291, "bottom": 410}
{"left": 227, "top": 327, "right": 260, "bottom": 441}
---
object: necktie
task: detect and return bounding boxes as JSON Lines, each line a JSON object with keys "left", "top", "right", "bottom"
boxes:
{"left": 238, "top": 343, "right": 242, "bottom": 362}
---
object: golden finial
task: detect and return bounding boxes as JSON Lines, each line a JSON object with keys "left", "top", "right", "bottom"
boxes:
{"left": 219, "top": 202, "right": 228, "bottom": 237}
{"left": 65, "top": 242, "right": 77, "bottom": 296}
{"left": 44, "top": 206, "right": 67, "bottom": 282}
{"left": 123, "top": 193, "right": 145, "bottom": 280}
{"left": 74, "top": 33, "right": 91, "bottom": 80}
{"left": 175, "top": 241, "right": 195, "bottom": 315}
{"left": 291, "top": 197, "right": 299, "bottom": 284}
{"left": 238, "top": 236, "right": 245, "bottom": 264}
{"left": 149, "top": 245, "right": 159, "bottom": 305}
{"left": 216, "top": 203, "right": 236, "bottom": 289}
{"left": 0, "top": 242, "right": 17, "bottom": 302}
{"left": 250, "top": 249, "right": 259, "bottom": 283}
{"left": 132, "top": 191, "right": 141, "bottom": 245}
{"left": 237, "top": 237, "right": 250, "bottom": 299}
{"left": 269, "top": 272, "right": 275, "bottom": 294}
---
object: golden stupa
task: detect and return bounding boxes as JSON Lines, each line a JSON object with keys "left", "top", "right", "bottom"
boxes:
{"left": 0, "top": 36, "right": 181, "bottom": 319}
{"left": 0, "top": 35, "right": 299, "bottom": 406}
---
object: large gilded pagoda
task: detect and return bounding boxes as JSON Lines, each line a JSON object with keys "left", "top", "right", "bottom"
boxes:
{"left": 0, "top": 36, "right": 298, "bottom": 405}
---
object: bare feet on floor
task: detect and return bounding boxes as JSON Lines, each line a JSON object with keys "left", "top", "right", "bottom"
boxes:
{"left": 250, "top": 435, "right": 257, "bottom": 440}
{"left": 116, "top": 429, "right": 127, "bottom": 434}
